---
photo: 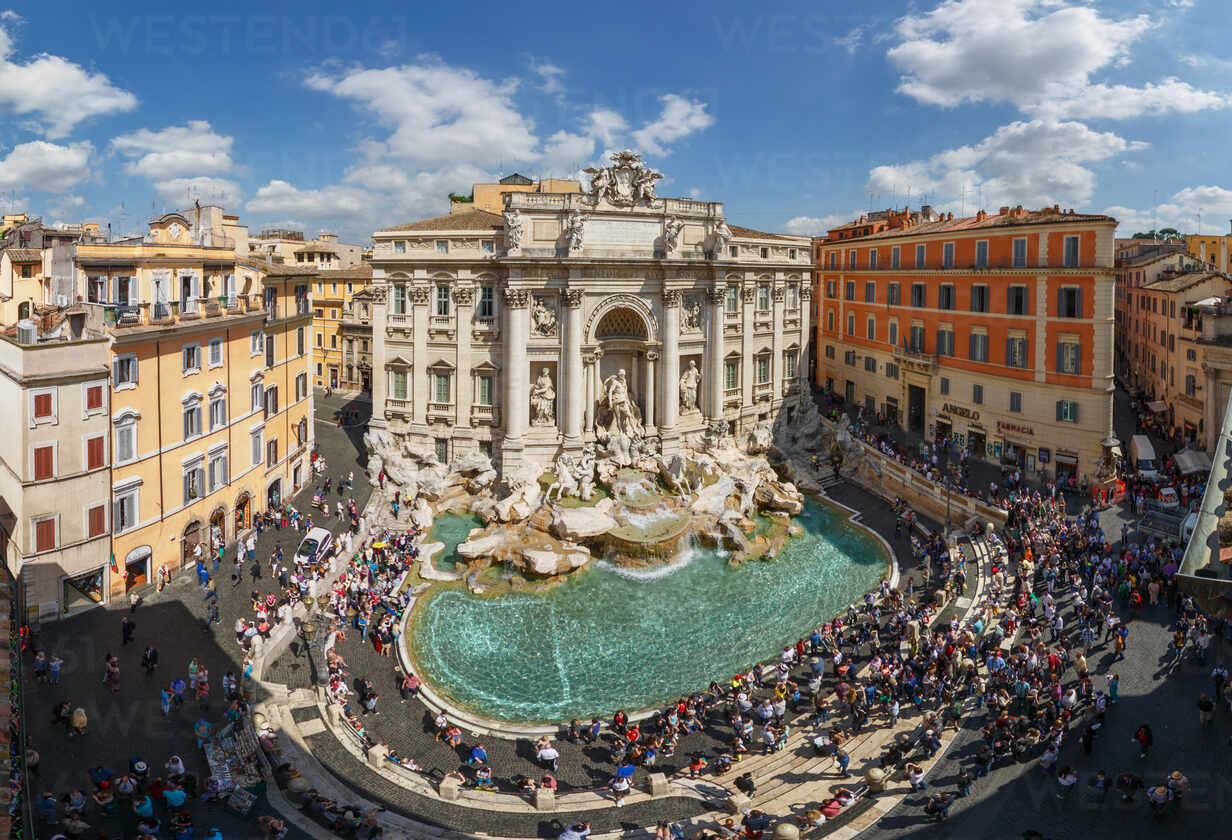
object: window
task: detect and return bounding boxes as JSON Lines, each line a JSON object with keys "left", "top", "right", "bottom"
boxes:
{"left": 1057, "top": 340, "right": 1081, "bottom": 375}
{"left": 940, "top": 377, "right": 950, "bottom": 396}
{"left": 32, "top": 390, "right": 54, "bottom": 423}
{"left": 887, "top": 283, "right": 901, "bottom": 306}
{"left": 1187, "top": 348, "right": 1197, "bottom": 362}
{"left": 826, "top": 310, "right": 835, "bottom": 331}
{"left": 250, "top": 330, "right": 263, "bottom": 356}
{"left": 115, "top": 418, "right": 136, "bottom": 463}
{"left": 263, "top": 386, "right": 279, "bottom": 419}
{"left": 975, "top": 240, "right": 988, "bottom": 268}
{"left": 206, "top": 338, "right": 222, "bottom": 368}
{"left": 113, "top": 486, "right": 139, "bottom": 534}
{"left": 297, "top": 327, "right": 305, "bottom": 356}
{"left": 915, "top": 244, "right": 926, "bottom": 267}
{"left": 1006, "top": 285, "right": 1028, "bottom": 315}
{"left": 864, "top": 281, "right": 875, "bottom": 303}
{"left": 729, "top": 246, "right": 739, "bottom": 258}
{"left": 1185, "top": 374, "right": 1197, "bottom": 397}
{"left": 757, "top": 356, "right": 771, "bottom": 383}
{"left": 910, "top": 283, "right": 926, "bottom": 307}
{"left": 891, "top": 246, "right": 900, "bottom": 269}
{"left": 942, "top": 242, "right": 955, "bottom": 268}
{"left": 433, "top": 373, "right": 452, "bottom": 404}
{"left": 938, "top": 284, "right": 955, "bottom": 310}
{"left": 725, "top": 285, "right": 739, "bottom": 314}
{"left": 33, "top": 517, "right": 56, "bottom": 553}
{"left": 250, "top": 382, "right": 263, "bottom": 413}
{"left": 436, "top": 240, "right": 449, "bottom": 254}
{"left": 266, "top": 438, "right": 279, "bottom": 468}
{"left": 87, "top": 504, "right": 106, "bottom": 538}
{"left": 1012, "top": 238, "right": 1027, "bottom": 268}
{"left": 296, "top": 373, "right": 307, "bottom": 401}
{"left": 826, "top": 280, "right": 836, "bottom": 298}
{"left": 847, "top": 313, "right": 855, "bottom": 336}
{"left": 391, "top": 370, "right": 408, "bottom": 400}
{"left": 885, "top": 362, "right": 899, "bottom": 379}
{"left": 724, "top": 360, "right": 739, "bottom": 390}
{"left": 209, "top": 395, "right": 226, "bottom": 430}
{"left": 435, "top": 284, "right": 450, "bottom": 317}
{"left": 1056, "top": 400, "right": 1080, "bottom": 423}
{"left": 1009, "top": 391, "right": 1023, "bottom": 413}
{"left": 848, "top": 250, "right": 857, "bottom": 269}
{"left": 330, "top": 335, "right": 337, "bottom": 349}
{"left": 33, "top": 444, "right": 54, "bottom": 480}
{"left": 789, "top": 248, "right": 797, "bottom": 260}
{"left": 909, "top": 324, "right": 925, "bottom": 352}
{"left": 1063, "top": 235, "right": 1079, "bottom": 268}
{"left": 183, "top": 401, "right": 202, "bottom": 439}
{"left": 394, "top": 240, "right": 406, "bottom": 254}
{"left": 784, "top": 352, "right": 796, "bottom": 379}
{"left": 434, "top": 438, "right": 450, "bottom": 463}
{"left": 752, "top": 284, "right": 768, "bottom": 312}
{"left": 972, "top": 383, "right": 984, "bottom": 404}
{"left": 968, "top": 332, "right": 989, "bottom": 362}
{"left": 827, "top": 252, "right": 837, "bottom": 270}
{"left": 478, "top": 287, "right": 495, "bottom": 319}
{"left": 936, "top": 328, "right": 954, "bottom": 356}
{"left": 182, "top": 343, "right": 201, "bottom": 374}
{"left": 85, "top": 384, "right": 104, "bottom": 412}
{"left": 760, "top": 246, "right": 769, "bottom": 259}
{"left": 866, "top": 317, "right": 876, "bottom": 340}
{"left": 844, "top": 281, "right": 855, "bottom": 302}
{"left": 20, "top": 264, "right": 31, "bottom": 279}
{"left": 481, "top": 240, "right": 494, "bottom": 255}
{"left": 869, "top": 250, "right": 879, "bottom": 270}
{"left": 1058, "top": 287, "right": 1083, "bottom": 318}
{"left": 825, "top": 345, "right": 836, "bottom": 360}
{"left": 888, "top": 321, "right": 898, "bottom": 347}
{"left": 969, "top": 284, "right": 989, "bottom": 313}
{"left": 477, "top": 375, "right": 494, "bottom": 406}
{"left": 786, "top": 284, "right": 800, "bottom": 310}
{"left": 392, "top": 285, "right": 407, "bottom": 315}
{"left": 208, "top": 450, "right": 228, "bottom": 492}
{"left": 316, "top": 333, "right": 323, "bottom": 348}
{"left": 182, "top": 462, "right": 205, "bottom": 505}
{"left": 86, "top": 435, "right": 105, "bottom": 470}
{"left": 250, "top": 430, "right": 263, "bottom": 467}
{"left": 1006, "top": 336, "right": 1028, "bottom": 368}
{"left": 863, "top": 356, "right": 876, "bottom": 372}
{"left": 844, "top": 350, "right": 857, "bottom": 366}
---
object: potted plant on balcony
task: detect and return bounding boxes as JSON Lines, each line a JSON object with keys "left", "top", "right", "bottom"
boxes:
{"left": 170, "top": 300, "right": 180, "bottom": 316}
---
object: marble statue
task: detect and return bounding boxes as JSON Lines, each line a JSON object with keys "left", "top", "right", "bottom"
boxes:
{"left": 531, "top": 296, "right": 557, "bottom": 337}
{"left": 598, "top": 369, "right": 644, "bottom": 439}
{"left": 504, "top": 209, "right": 523, "bottom": 250}
{"left": 583, "top": 149, "right": 663, "bottom": 206}
{"left": 663, "top": 216, "right": 684, "bottom": 252}
{"left": 679, "top": 359, "right": 701, "bottom": 413}
{"left": 531, "top": 368, "right": 556, "bottom": 426}
{"left": 633, "top": 166, "right": 662, "bottom": 204}
{"left": 565, "top": 209, "right": 588, "bottom": 251}
{"left": 680, "top": 296, "right": 702, "bottom": 333}
{"left": 575, "top": 444, "right": 597, "bottom": 500}
{"left": 712, "top": 217, "right": 732, "bottom": 255}
{"left": 547, "top": 453, "right": 579, "bottom": 501}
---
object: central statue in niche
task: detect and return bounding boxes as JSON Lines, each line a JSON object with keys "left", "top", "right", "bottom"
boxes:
{"left": 598, "top": 369, "right": 644, "bottom": 440}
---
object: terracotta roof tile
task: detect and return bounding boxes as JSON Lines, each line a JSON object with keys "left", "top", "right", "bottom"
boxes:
{"left": 383, "top": 210, "right": 504, "bottom": 232}
{"left": 729, "top": 225, "right": 799, "bottom": 241}
{"left": 1142, "top": 271, "right": 1228, "bottom": 294}
{"left": 3, "top": 248, "right": 41, "bottom": 261}
{"left": 847, "top": 209, "right": 1117, "bottom": 243}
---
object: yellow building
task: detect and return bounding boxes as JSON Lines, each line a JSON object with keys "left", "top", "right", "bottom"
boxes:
{"left": 0, "top": 247, "right": 48, "bottom": 323}
{"left": 310, "top": 265, "right": 372, "bottom": 390}
{"left": 1188, "top": 226, "right": 1232, "bottom": 274}
{"left": 248, "top": 229, "right": 364, "bottom": 270}
{"left": 450, "top": 173, "right": 582, "bottom": 215}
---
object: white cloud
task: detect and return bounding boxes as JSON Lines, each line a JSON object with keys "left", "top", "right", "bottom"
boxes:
{"left": 0, "top": 140, "right": 93, "bottom": 193}
{"left": 0, "top": 14, "right": 137, "bottom": 138}
{"left": 631, "top": 94, "right": 715, "bottom": 156}
{"left": 248, "top": 180, "right": 370, "bottom": 218}
{"left": 306, "top": 59, "right": 539, "bottom": 169}
{"left": 1106, "top": 185, "right": 1232, "bottom": 235}
{"left": 110, "top": 121, "right": 235, "bottom": 179}
{"left": 887, "top": 0, "right": 1226, "bottom": 120}
{"left": 540, "top": 131, "right": 594, "bottom": 177}
{"left": 43, "top": 194, "right": 84, "bottom": 218}
{"left": 526, "top": 55, "right": 565, "bottom": 100}
{"left": 582, "top": 109, "right": 628, "bottom": 148}
{"left": 155, "top": 176, "right": 243, "bottom": 208}
{"left": 865, "top": 119, "right": 1147, "bottom": 211}
{"left": 784, "top": 213, "right": 854, "bottom": 236}
{"left": 1168, "top": 0, "right": 1194, "bottom": 7}
{"left": 834, "top": 26, "right": 865, "bottom": 55}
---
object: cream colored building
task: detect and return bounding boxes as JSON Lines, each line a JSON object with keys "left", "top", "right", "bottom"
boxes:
{"left": 248, "top": 229, "right": 364, "bottom": 270}
{"left": 370, "top": 155, "right": 812, "bottom": 472}
{"left": 0, "top": 316, "right": 113, "bottom": 618}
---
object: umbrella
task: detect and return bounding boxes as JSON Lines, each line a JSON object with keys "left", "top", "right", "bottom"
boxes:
{"left": 372, "top": 541, "right": 387, "bottom": 549}
{"left": 1162, "top": 562, "right": 1178, "bottom": 577}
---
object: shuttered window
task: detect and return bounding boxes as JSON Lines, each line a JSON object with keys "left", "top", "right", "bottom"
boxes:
{"left": 87, "top": 505, "right": 106, "bottom": 537}
{"left": 33, "top": 445, "right": 53, "bottom": 480}
{"left": 34, "top": 518, "right": 55, "bottom": 552}
{"left": 86, "top": 436, "right": 105, "bottom": 470}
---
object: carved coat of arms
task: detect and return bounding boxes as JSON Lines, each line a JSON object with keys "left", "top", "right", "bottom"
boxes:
{"left": 583, "top": 149, "right": 663, "bottom": 207}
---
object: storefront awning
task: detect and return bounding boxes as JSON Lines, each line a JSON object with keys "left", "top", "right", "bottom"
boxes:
{"left": 1175, "top": 448, "right": 1213, "bottom": 475}
{"left": 1147, "top": 400, "right": 1168, "bottom": 414}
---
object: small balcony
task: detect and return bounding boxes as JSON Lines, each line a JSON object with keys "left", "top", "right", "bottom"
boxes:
{"left": 754, "top": 381, "right": 773, "bottom": 401}
{"left": 893, "top": 345, "right": 938, "bottom": 373}
{"left": 427, "top": 402, "right": 455, "bottom": 422}
{"left": 470, "top": 404, "right": 500, "bottom": 425}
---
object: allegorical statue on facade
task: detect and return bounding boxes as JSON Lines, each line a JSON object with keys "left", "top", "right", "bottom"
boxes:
{"left": 711, "top": 216, "right": 732, "bottom": 255}
{"left": 565, "top": 209, "right": 588, "bottom": 251}
{"left": 583, "top": 149, "right": 663, "bottom": 207}
{"left": 598, "top": 369, "right": 644, "bottom": 439}
{"left": 504, "top": 209, "right": 524, "bottom": 250}
{"left": 679, "top": 359, "right": 701, "bottom": 414}
{"left": 531, "top": 368, "right": 556, "bottom": 426}
{"left": 531, "top": 296, "right": 558, "bottom": 337}
{"left": 663, "top": 216, "right": 684, "bottom": 252}
{"left": 680, "top": 295, "right": 702, "bottom": 333}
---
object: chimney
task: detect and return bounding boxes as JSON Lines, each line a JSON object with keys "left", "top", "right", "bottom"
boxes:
{"left": 999, "top": 206, "right": 1010, "bottom": 216}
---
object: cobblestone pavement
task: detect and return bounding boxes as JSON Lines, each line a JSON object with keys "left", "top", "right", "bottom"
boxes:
{"left": 22, "top": 389, "right": 373, "bottom": 840}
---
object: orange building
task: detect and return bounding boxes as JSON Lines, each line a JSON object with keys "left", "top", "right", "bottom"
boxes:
{"left": 814, "top": 204, "right": 1118, "bottom": 482}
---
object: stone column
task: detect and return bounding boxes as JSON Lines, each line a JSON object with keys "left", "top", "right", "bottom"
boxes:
{"left": 583, "top": 352, "right": 595, "bottom": 435}
{"left": 591, "top": 349, "right": 604, "bottom": 434}
{"left": 707, "top": 286, "right": 726, "bottom": 421}
{"left": 454, "top": 285, "right": 474, "bottom": 444}
{"left": 369, "top": 285, "right": 389, "bottom": 430}
{"left": 411, "top": 284, "right": 430, "bottom": 435}
{"left": 644, "top": 351, "right": 658, "bottom": 435}
{"left": 563, "top": 289, "right": 585, "bottom": 446}
{"left": 771, "top": 283, "right": 785, "bottom": 402}
{"left": 502, "top": 289, "right": 530, "bottom": 469}
{"left": 661, "top": 291, "right": 680, "bottom": 435}
{"left": 741, "top": 283, "right": 755, "bottom": 408}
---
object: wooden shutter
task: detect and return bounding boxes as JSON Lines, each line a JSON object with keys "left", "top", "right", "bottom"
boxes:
{"left": 86, "top": 385, "right": 103, "bottom": 410}
{"left": 87, "top": 436, "right": 104, "bottom": 470}
{"left": 33, "top": 446, "right": 53, "bottom": 480}
{"left": 88, "top": 505, "right": 105, "bottom": 537}
{"left": 1055, "top": 401, "right": 1063, "bottom": 422}
{"left": 33, "top": 393, "right": 52, "bottom": 418}
{"left": 35, "top": 518, "right": 55, "bottom": 552}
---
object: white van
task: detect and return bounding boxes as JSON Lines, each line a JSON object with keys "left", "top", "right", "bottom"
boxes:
{"left": 1130, "top": 434, "right": 1161, "bottom": 482}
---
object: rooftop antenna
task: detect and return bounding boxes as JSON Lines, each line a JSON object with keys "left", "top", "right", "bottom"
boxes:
{"left": 1197, "top": 209, "right": 1202, "bottom": 235}
{"left": 1152, "top": 188, "right": 1158, "bottom": 239}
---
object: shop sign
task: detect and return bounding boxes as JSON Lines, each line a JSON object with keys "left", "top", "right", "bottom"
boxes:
{"left": 941, "top": 402, "right": 979, "bottom": 421}
{"left": 1038, "top": 448, "right": 1051, "bottom": 463}
{"left": 997, "top": 420, "right": 1035, "bottom": 436}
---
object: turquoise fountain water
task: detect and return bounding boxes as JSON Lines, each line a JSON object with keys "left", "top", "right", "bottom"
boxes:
{"left": 427, "top": 512, "right": 484, "bottom": 570}
{"left": 410, "top": 497, "right": 887, "bottom": 723}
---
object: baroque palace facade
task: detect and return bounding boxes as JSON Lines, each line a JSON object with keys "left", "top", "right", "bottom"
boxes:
{"left": 369, "top": 153, "right": 812, "bottom": 472}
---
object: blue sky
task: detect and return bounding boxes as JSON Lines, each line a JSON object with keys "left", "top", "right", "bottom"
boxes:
{"left": 1, "top": 0, "right": 1229, "bottom": 243}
